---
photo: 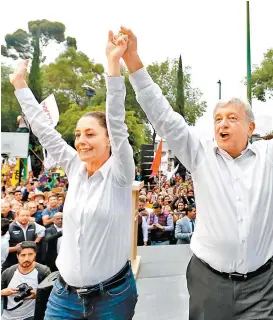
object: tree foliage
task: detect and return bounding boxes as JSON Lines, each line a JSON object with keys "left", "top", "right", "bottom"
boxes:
{"left": 28, "top": 36, "right": 42, "bottom": 102}
{"left": 176, "top": 55, "right": 185, "bottom": 117}
{"left": 42, "top": 47, "right": 105, "bottom": 113}
{"left": 2, "top": 20, "right": 75, "bottom": 105}
{"left": 2, "top": 20, "right": 67, "bottom": 60}
{"left": 1, "top": 64, "right": 21, "bottom": 132}
{"left": 252, "top": 48, "right": 273, "bottom": 102}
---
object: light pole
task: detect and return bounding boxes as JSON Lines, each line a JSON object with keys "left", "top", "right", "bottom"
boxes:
{"left": 217, "top": 80, "right": 222, "bottom": 100}
{"left": 246, "top": 0, "right": 252, "bottom": 106}
{"left": 246, "top": 1, "right": 252, "bottom": 143}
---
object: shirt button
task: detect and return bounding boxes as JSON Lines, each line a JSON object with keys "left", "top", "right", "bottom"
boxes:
{"left": 236, "top": 196, "right": 242, "bottom": 201}
{"left": 238, "top": 217, "right": 243, "bottom": 222}
{"left": 242, "top": 239, "right": 246, "bottom": 243}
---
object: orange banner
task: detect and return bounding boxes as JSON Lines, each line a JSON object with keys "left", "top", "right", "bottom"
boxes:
{"left": 150, "top": 139, "right": 163, "bottom": 177}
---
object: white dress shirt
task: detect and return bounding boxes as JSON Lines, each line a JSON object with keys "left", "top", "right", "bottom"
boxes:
{"left": 141, "top": 208, "right": 153, "bottom": 242}
{"left": 15, "top": 77, "right": 135, "bottom": 286}
{"left": 130, "top": 68, "right": 273, "bottom": 274}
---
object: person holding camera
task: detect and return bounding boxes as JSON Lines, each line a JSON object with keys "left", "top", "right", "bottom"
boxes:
{"left": 1, "top": 241, "right": 50, "bottom": 320}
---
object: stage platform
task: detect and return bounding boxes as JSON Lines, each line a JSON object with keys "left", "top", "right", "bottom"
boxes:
{"left": 134, "top": 244, "right": 192, "bottom": 320}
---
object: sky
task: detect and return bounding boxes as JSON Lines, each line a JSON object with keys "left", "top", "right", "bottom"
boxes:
{"left": 1, "top": 0, "right": 272, "bottom": 138}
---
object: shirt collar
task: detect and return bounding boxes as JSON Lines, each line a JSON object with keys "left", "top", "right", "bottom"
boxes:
{"left": 79, "top": 156, "right": 113, "bottom": 179}
{"left": 213, "top": 141, "right": 256, "bottom": 159}
{"left": 16, "top": 221, "right": 29, "bottom": 228}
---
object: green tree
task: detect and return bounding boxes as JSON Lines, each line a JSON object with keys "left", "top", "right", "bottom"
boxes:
{"left": 42, "top": 47, "right": 105, "bottom": 113}
{"left": 1, "top": 64, "right": 21, "bottom": 132}
{"left": 176, "top": 55, "right": 185, "bottom": 117}
{"left": 252, "top": 48, "right": 273, "bottom": 102}
{"left": 28, "top": 36, "right": 42, "bottom": 101}
{"left": 2, "top": 20, "right": 76, "bottom": 102}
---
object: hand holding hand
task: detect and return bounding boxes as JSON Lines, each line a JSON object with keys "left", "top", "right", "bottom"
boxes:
{"left": 106, "top": 31, "right": 128, "bottom": 62}
{"left": 117, "top": 26, "right": 143, "bottom": 74}
{"left": 119, "top": 26, "right": 137, "bottom": 61}
{"left": 9, "top": 60, "right": 28, "bottom": 90}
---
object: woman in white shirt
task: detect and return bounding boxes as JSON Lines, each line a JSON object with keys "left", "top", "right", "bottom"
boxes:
{"left": 9, "top": 32, "right": 138, "bottom": 319}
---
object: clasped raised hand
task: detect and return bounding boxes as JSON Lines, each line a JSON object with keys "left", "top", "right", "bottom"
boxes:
{"left": 106, "top": 31, "right": 128, "bottom": 62}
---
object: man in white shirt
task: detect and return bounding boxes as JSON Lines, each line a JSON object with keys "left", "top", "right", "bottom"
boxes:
{"left": 138, "top": 197, "right": 153, "bottom": 246}
{"left": 120, "top": 27, "right": 273, "bottom": 319}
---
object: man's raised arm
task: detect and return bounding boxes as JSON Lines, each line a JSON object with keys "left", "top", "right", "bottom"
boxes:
{"left": 120, "top": 27, "right": 204, "bottom": 173}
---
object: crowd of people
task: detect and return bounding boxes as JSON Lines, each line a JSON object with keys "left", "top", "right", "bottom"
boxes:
{"left": 136, "top": 173, "right": 196, "bottom": 247}
{"left": 1, "top": 168, "right": 66, "bottom": 319}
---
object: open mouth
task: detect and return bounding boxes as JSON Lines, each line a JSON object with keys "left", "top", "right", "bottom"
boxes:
{"left": 220, "top": 132, "right": 230, "bottom": 139}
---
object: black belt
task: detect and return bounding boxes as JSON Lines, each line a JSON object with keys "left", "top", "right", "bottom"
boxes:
{"left": 200, "top": 257, "right": 272, "bottom": 281}
{"left": 59, "top": 261, "right": 131, "bottom": 297}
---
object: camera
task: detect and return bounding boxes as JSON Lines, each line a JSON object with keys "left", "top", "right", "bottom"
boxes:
{"left": 14, "top": 283, "right": 33, "bottom": 302}
{"left": 138, "top": 208, "right": 146, "bottom": 213}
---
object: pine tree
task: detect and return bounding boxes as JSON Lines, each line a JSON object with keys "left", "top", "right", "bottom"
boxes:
{"left": 176, "top": 55, "right": 185, "bottom": 118}
{"left": 29, "top": 36, "right": 42, "bottom": 102}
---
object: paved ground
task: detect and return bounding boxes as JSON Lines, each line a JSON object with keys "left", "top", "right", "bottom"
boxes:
{"left": 134, "top": 245, "right": 192, "bottom": 320}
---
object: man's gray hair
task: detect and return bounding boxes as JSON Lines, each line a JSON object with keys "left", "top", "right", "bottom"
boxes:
{"left": 213, "top": 97, "right": 255, "bottom": 122}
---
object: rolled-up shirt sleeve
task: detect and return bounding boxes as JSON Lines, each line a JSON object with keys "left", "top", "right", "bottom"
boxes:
{"left": 105, "top": 77, "right": 135, "bottom": 186}
{"left": 129, "top": 68, "right": 204, "bottom": 173}
{"left": 164, "top": 214, "right": 174, "bottom": 231}
{"left": 35, "top": 223, "right": 45, "bottom": 238}
{"left": 15, "top": 88, "right": 79, "bottom": 178}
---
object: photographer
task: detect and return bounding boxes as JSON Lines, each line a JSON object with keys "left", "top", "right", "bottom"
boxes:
{"left": 1, "top": 241, "right": 50, "bottom": 320}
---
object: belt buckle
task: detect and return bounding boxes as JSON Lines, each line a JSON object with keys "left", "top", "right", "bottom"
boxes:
{"left": 76, "top": 287, "right": 92, "bottom": 298}
{"left": 228, "top": 273, "right": 247, "bottom": 281}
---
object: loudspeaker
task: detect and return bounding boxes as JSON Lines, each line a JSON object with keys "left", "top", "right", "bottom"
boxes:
{"left": 140, "top": 144, "right": 155, "bottom": 187}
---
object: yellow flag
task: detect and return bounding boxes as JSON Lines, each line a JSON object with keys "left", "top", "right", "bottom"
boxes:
{"left": 1, "top": 160, "right": 10, "bottom": 175}
{"left": 11, "top": 158, "right": 20, "bottom": 186}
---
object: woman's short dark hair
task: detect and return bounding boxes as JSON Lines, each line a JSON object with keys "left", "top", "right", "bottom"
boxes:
{"left": 81, "top": 111, "right": 108, "bottom": 135}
